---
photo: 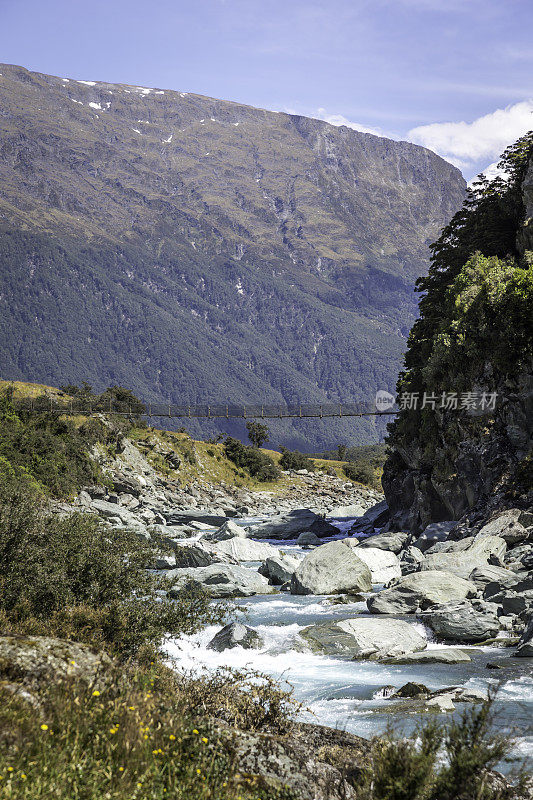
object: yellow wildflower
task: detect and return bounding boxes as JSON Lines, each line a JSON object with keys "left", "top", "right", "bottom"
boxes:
{"left": 40, "top": 724, "right": 49, "bottom": 731}
{"left": 201, "top": 737, "right": 208, "bottom": 744}
{"left": 92, "top": 690, "right": 100, "bottom": 697}
{"left": 192, "top": 729, "right": 199, "bottom": 735}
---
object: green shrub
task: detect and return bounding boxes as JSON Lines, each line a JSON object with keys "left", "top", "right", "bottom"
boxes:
{"left": 343, "top": 462, "right": 375, "bottom": 485}
{"left": 278, "top": 448, "right": 314, "bottom": 472}
{"left": 224, "top": 437, "right": 280, "bottom": 481}
{"left": 356, "top": 693, "right": 516, "bottom": 800}
{"left": 0, "top": 389, "right": 105, "bottom": 497}
{"left": 0, "top": 476, "right": 224, "bottom": 658}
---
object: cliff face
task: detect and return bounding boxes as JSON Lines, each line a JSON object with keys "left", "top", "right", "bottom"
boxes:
{"left": 383, "top": 155, "right": 533, "bottom": 533}
{"left": 0, "top": 64, "right": 465, "bottom": 449}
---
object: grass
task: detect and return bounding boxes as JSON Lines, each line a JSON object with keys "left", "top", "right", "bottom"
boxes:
{"left": 0, "top": 664, "right": 299, "bottom": 800}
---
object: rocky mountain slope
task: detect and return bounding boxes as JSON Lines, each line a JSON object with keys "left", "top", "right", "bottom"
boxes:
{"left": 0, "top": 63, "right": 465, "bottom": 449}
{"left": 383, "top": 136, "right": 533, "bottom": 533}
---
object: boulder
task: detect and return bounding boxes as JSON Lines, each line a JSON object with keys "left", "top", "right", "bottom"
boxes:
{"left": 382, "top": 648, "right": 471, "bottom": 664}
{"left": 299, "top": 617, "right": 427, "bottom": 660}
{"left": 348, "top": 500, "right": 389, "bottom": 534}
{"left": 421, "top": 600, "right": 500, "bottom": 643}
{"left": 488, "top": 590, "right": 533, "bottom": 617}
{"left": 367, "top": 570, "right": 477, "bottom": 614}
{"left": 399, "top": 546, "right": 426, "bottom": 575}
{"left": 167, "top": 564, "right": 277, "bottom": 598}
{"left": 248, "top": 509, "right": 340, "bottom": 540}
{"left": 421, "top": 536, "right": 507, "bottom": 578}
{"left": 166, "top": 508, "right": 231, "bottom": 527}
{"left": 413, "top": 521, "right": 457, "bottom": 552}
{"left": 171, "top": 544, "right": 219, "bottom": 568}
{"left": 291, "top": 541, "right": 372, "bottom": 596}
{"left": 208, "top": 537, "right": 279, "bottom": 562}
{"left": 208, "top": 622, "right": 264, "bottom": 652}
{"left": 225, "top": 722, "right": 369, "bottom": 800}
{"left": 327, "top": 504, "right": 366, "bottom": 518}
{"left": 469, "top": 565, "right": 518, "bottom": 591}
{"left": 477, "top": 510, "right": 530, "bottom": 546}
{"left": 515, "top": 614, "right": 533, "bottom": 657}
{"left": 0, "top": 635, "right": 112, "bottom": 690}
{"left": 391, "top": 682, "right": 430, "bottom": 699}
{"left": 346, "top": 546, "right": 401, "bottom": 584}
{"left": 356, "top": 531, "right": 410, "bottom": 554}
{"left": 425, "top": 536, "right": 475, "bottom": 555}
{"left": 201, "top": 519, "right": 248, "bottom": 542}
{"left": 427, "top": 694, "right": 456, "bottom": 712}
{"left": 296, "top": 531, "right": 322, "bottom": 546}
{"left": 258, "top": 554, "right": 300, "bottom": 585}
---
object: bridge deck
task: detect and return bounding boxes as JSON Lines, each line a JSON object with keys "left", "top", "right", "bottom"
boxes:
{"left": 25, "top": 399, "right": 398, "bottom": 419}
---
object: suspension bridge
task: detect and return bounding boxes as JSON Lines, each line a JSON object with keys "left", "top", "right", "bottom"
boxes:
{"left": 24, "top": 398, "right": 398, "bottom": 419}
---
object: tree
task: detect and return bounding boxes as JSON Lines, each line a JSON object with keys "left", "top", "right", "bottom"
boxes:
{"left": 337, "top": 444, "right": 347, "bottom": 461}
{"left": 246, "top": 420, "right": 270, "bottom": 449}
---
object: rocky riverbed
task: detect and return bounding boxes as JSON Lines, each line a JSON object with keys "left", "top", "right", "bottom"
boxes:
{"left": 65, "top": 435, "right": 533, "bottom": 773}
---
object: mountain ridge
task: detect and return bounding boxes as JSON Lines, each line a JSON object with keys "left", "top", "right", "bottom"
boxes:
{"left": 0, "top": 63, "right": 465, "bottom": 449}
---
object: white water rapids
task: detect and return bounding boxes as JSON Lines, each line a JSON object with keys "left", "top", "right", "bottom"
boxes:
{"left": 164, "top": 515, "right": 533, "bottom": 772}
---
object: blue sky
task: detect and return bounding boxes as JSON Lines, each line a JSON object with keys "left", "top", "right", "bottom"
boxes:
{"left": 1, "top": 0, "right": 532, "bottom": 178}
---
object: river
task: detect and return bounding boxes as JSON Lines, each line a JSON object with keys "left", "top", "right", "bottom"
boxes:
{"left": 164, "top": 513, "right": 533, "bottom": 773}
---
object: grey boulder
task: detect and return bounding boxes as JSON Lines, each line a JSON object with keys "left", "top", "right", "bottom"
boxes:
{"left": 421, "top": 536, "right": 507, "bottom": 578}
{"left": 345, "top": 546, "right": 401, "bottom": 584}
{"left": 167, "top": 564, "right": 276, "bottom": 598}
{"left": 421, "top": 599, "right": 500, "bottom": 643}
{"left": 348, "top": 500, "right": 389, "bottom": 534}
{"left": 166, "top": 508, "right": 231, "bottom": 527}
{"left": 259, "top": 554, "right": 300, "bottom": 585}
{"left": 367, "top": 570, "right": 477, "bottom": 614}
{"left": 412, "top": 521, "right": 457, "bottom": 552}
{"left": 515, "top": 614, "right": 533, "bottom": 657}
{"left": 357, "top": 531, "right": 410, "bottom": 554}
{"left": 201, "top": 519, "right": 248, "bottom": 542}
{"left": 382, "top": 648, "right": 471, "bottom": 664}
{"left": 248, "top": 509, "right": 339, "bottom": 540}
{"left": 300, "top": 617, "right": 427, "bottom": 660}
{"left": 477, "top": 510, "right": 530, "bottom": 546}
{"left": 207, "top": 537, "right": 279, "bottom": 562}
{"left": 296, "top": 531, "right": 323, "bottom": 546}
{"left": 208, "top": 622, "right": 264, "bottom": 652}
{"left": 291, "top": 541, "right": 372, "bottom": 595}
{"left": 469, "top": 565, "right": 518, "bottom": 590}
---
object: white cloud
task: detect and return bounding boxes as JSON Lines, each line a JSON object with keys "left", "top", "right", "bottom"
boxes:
{"left": 407, "top": 100, "right": 533, "bottom": 175}
{"left": 316, "top": 108, "right": 385, "bottom": 137}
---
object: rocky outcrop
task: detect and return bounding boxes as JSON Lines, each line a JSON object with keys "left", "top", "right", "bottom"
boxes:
{"left": 291, "top": 541, "right": 372, "bottom": 595}
{"left": 382, "top": 156, "right": 533, "bottom": 534}
{"left": 224, "top": 721, "right": 370, "bottom": 800}
{"left": 300, "top": 617, "right": 427, "bottom": 660}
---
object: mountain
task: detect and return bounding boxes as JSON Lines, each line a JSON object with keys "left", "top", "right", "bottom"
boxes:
{"left": 0, "top": 63, "right": 465, "bottom": 449}
{"left": 383, "top": 135, "right": 533, "bottom": 533}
